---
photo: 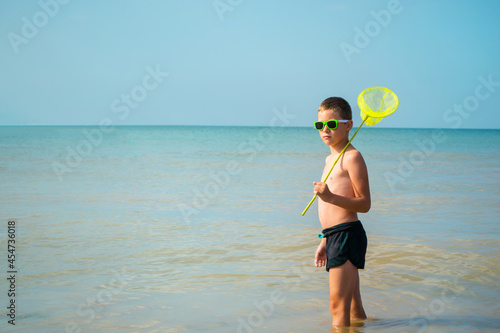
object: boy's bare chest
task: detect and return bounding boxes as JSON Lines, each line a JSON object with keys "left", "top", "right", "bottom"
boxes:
{"left": 321, "top": 160, "right": 352, "bottom": 193}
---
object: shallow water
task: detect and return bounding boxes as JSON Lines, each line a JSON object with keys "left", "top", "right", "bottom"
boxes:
{"left": 0, "top": 126, "right": 499, "bottom": 332}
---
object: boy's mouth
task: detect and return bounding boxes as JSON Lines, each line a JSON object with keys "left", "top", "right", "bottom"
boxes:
{"left": 322, "top": 135, "right": 331, "bottom": 139}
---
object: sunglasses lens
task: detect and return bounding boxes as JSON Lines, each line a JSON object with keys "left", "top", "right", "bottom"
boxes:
{"left": 314, "top": 122, "right": 324, "bottom": 130}
{"left": 326, "top": 120, "right": 338, "bottom": 129}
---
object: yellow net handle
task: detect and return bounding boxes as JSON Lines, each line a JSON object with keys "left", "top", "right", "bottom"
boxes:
{"left": 301, "top": 115, "right": 368, "bottom": 216}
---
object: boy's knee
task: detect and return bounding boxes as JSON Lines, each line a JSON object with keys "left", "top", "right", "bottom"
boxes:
{"left": 329, "top": 295, "right": 350, "bottom": 314}
{"left": 329, "top": 298, "right": 337, "bottom": 314}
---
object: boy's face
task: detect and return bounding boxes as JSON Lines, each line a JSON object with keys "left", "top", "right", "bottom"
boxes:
{"left": 317, "top": 109, "right": 352, "bottom": 146}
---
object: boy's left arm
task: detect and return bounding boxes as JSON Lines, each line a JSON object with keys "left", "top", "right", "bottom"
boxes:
{"left": 314, "top": 151, "right": 371, "bottom": 213}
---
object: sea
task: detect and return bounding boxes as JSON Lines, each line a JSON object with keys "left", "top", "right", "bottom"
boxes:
{"left": 0, "top": 125, "right": 499, "bottom": 333}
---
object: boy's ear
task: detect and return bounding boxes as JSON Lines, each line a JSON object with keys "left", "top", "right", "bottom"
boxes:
{"left": 347, "top": 120, "right": 354, "bottom": 131}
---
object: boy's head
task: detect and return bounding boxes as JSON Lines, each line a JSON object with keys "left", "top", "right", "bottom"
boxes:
{"left": 317, "top": 97, "right": 353, "bottom": 145}
{"left": 318, "top": 97, "right": 352, "bottom": 120}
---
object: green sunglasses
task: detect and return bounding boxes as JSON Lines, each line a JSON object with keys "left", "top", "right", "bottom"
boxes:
{"left": 314, "top": 120, "right": 349, "bottom": 130}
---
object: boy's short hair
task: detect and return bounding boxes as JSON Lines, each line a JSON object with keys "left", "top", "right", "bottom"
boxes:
{"left": 318, "top": 97, "right": 352, "bottom": 120}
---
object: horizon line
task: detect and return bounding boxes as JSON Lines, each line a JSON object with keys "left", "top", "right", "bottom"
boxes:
{"left": 0, "top": 124, "right": 499, "bottom": 130}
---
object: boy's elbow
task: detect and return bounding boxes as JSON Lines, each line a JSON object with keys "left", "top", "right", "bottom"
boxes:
{"left": 360, "top": 200, "right": 371, "bottom": 213}
{"left": 360, "top": 207, "right": 370, "bottom": 214}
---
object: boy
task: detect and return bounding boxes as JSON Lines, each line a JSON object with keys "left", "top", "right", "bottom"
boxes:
{"left": 312, "top": 97, "right": 370, "bottom": 327}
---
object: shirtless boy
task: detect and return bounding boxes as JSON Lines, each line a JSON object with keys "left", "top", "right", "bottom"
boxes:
{"left": 312, "top": 97, "right": 371, "bottom": 327}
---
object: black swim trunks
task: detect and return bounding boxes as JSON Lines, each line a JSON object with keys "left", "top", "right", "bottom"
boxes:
{"left": 319, "top": 220, "right": 367, "bottom": 271}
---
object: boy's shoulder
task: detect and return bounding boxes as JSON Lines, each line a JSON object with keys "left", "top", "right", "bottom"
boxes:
{"left": 344, "top": 146, "right": 365, "bottom": 162}
{"left": 345, "top": 146, "right": 363, "bottom": 157}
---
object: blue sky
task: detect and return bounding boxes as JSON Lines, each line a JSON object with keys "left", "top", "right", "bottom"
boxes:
{"left": 1, "top": 0, "right": 499, "bottom": 128}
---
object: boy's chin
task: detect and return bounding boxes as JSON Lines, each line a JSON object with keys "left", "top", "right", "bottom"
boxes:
{"left": 322, "top": 138, "right": 341, "bottom": 147}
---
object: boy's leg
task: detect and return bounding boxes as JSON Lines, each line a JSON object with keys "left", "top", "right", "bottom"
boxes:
{"left": 350, "top": 269, "right": 367, "bottom": 320}
{"left": 328, "top": 260, "right": 358, "bottom": 327}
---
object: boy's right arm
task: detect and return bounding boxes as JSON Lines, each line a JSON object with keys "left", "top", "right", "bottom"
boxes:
{"left": 315, "top": 238, "right": 326, "bottom": 267}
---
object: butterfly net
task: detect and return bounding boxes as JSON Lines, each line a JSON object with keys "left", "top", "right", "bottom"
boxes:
{"left": 357, "top": 86, "right": 399, "bottom": 126}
